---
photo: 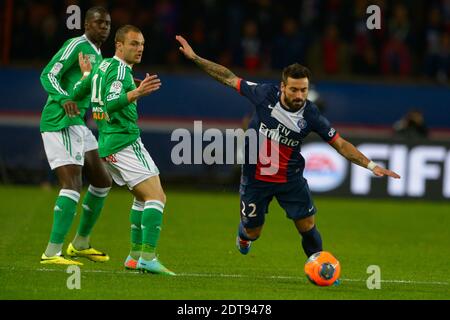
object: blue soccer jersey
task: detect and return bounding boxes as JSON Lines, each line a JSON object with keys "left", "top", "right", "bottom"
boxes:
{"left": 237, "top": 79, "right": 339, "bottom": 184}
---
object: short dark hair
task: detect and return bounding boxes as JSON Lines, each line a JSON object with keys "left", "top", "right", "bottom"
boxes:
{"left": 282, "top": 63, "right": 311, "bottom": 84}
{"left": 115, "top": 25, "right": 142, "bottom": 43}
{"left": 85, "top": 6, "right": 109, "bottom": 23}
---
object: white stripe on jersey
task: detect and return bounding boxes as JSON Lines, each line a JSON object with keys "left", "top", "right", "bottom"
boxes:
{"left": 47, "top": 73, "right": 68, "bottom": 96}
{"left": 60, "top": 37, "right": 86, "bottom": 61}
{"left": 117, "top": 63, "right": 127, "bottom": 81}
{"left": 120, "top": 63, "right": 126, "bottom": 80}
{"left": 270, "top": 102, "right": 306, "bottom": 133}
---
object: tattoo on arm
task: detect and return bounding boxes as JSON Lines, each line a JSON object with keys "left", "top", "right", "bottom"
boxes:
{"left": 340, "top": 140, "right": 369, "bottom": 168}
{"left": 193, "top": 56, "right": 237, "bottom": 88}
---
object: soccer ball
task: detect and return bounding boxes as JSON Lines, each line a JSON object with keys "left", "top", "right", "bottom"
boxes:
{"left": 304, "top": 251, "right": 341, "bottom": 286}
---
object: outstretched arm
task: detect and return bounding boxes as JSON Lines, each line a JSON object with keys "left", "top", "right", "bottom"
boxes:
{"left": 176, "top": 35, "right": 239, "bottom": 88}
{"left": 330, "top": 136, "right": 401, "bottom": 179}
{"left": 105, "top": 73, "right": 161, "bottom": 114}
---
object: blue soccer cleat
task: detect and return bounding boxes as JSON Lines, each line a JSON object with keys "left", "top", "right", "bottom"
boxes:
{"left": 236, "top": 236, "right": 252, "bottom": 255}
{"left": 137, "top": 257, "right": 176, "bottom": 276}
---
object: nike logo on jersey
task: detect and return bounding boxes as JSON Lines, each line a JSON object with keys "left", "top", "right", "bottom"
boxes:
{"left": 308, "top": 206, "right": 314, "bottom": 212}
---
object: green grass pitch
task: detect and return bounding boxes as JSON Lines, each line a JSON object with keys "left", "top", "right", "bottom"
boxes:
{"left": 0, "top": 185, "right": 449, "bottom": 300}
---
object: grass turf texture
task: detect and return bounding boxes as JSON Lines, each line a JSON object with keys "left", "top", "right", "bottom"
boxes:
{"left": 0, "top": 185, "right": 449, "bottom": 300}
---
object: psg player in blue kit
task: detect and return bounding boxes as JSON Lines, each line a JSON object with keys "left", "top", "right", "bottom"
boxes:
{"left": 176, "top": 35, "right": 400, "bottom": 258}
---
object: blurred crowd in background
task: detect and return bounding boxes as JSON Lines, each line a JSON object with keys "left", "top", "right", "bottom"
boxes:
{"left": 6, "top": 0, "right": 450, "bottom": 83}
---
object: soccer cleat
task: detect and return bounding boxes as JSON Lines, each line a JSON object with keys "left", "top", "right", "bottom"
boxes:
{"left": 40, "top": 253, "right": 83, "bottom": 266}
{"left": 66, "top": 243, "right": 110, "bottom": 262}
{"left": 236, "top": 236, "right": 251, "bottom": 255}
{"left": 124, "top": 255, "right": 138, "bottom": 270}
{"left": 137, "top": 257, "right": 176, "bottom": 276}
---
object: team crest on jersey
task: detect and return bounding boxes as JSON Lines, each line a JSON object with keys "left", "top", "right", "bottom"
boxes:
{"left": 50, "top": 62, "right": 63, "bottom": 75}
{"left": 110, "top": 81, "right": 122, "bottom": 94}
{"left": 87, "top": 54, "right": 96, "bottom": 64}
{"left": 297, "top": 118, "right": 308, "bottom": 131}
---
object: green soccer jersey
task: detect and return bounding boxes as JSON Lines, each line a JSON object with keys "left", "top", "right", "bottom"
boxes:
{"left": 40, "top": 34, "right": 102, "bottom": 132}
{"left": 72, "top": 56, "right": 140, "bottom": 158}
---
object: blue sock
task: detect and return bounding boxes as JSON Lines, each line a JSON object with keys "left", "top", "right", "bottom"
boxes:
{"left": 238, "top": 222, "right": 258, "bottom": 241}
{"left": 300, "top": 225, "right": 323, "bottom": 257}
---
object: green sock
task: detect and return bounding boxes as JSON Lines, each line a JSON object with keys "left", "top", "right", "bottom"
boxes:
{"left": 130, "top": 199, "right": 144, "bottom": 260}
{"left": 141, "top": 200, "right": 164, "bottom": 260}
{"left": 76, "top": 185, "right": 110, "bottom": 238}
{"left": 46, "top": 189, "right": 80, "bottom": 256}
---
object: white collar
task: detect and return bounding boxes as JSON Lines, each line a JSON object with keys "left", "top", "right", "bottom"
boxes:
{"left": 113, "top": 55, "right": 133, "bottom": 69}
{"left": 82, "top": 34, "right": 101, "bottom": 55}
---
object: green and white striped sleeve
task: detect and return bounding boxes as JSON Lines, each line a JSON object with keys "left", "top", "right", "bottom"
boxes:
{"left": 40, "top": 37, "right": 84, "bottom": 105}
{"left": 104, "top": 62, "right": 132, "bottom": 113}
{"left": 72, "top": 72, "right": 93, "bottom": 102}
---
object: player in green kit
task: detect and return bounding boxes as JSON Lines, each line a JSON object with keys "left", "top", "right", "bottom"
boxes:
{"left": 39, "top": 7, "right": 112, "bottom": 265}
{"left": 72, "top": 25, "right": 175, "bottom": 275}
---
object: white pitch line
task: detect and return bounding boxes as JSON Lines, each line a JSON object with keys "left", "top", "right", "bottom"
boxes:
{"left": 28, "top": 268, "right": 449, "bottom": 286}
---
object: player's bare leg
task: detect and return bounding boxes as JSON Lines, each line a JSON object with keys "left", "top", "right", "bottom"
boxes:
{"left": 293, "top": 215, "right": 323, "bottom": 257}
{"left": 132, "top": 175, "right": 166, "bottom": 203}
{"left": 83, "top": 150, "right": 112, "bottom": 188}
{"left": 55, "top": 164, "right": 83, "bottom": 192}
{"left": 293, "top": 215, "right": 315, "bottom": 233}
{"left": 67, "top": 150, "right": 112, "bottom": 261}
{"left": 128, "top": 175, "right": 174, "bottom": 275}
{"left": 242, "top": 225, "right": 263, "bottom": 239}
{"left": 236, "top": 224, "right": 264, "bottom": 255}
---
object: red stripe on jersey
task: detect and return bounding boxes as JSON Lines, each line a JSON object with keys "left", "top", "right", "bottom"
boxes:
{"left": 328, "top": 132, "right": 340, "bottom": 145}
{"left": 236, "top": 78, "right": 242, "bottom": 94}
{"left": 255, "top": 138, "right": 293, "bottom": 183}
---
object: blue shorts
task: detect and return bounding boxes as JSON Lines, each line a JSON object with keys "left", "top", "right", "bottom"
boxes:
{"left": 239, "top": 178, "right": 317, "bottom": 229}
